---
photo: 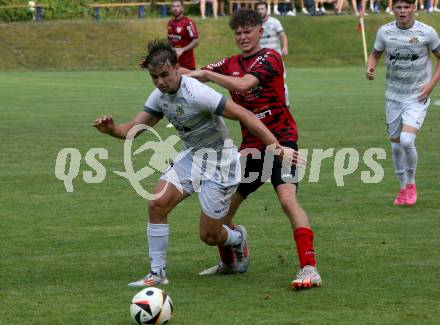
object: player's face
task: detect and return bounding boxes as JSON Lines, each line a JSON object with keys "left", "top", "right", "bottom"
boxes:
{"left": 171, "top": 2, "right": 183, "bottom": 18}
{"left": 234, "top": 25, "right": 263, "bottom": 56}
{"left": 256, "top": 5, "right": 268, "bottom": 19}
{"left": 393, "top": 2, "right": 415, "bottom": 28}
{"left": 148, "top": 62, "right": 180, "bottom": 94}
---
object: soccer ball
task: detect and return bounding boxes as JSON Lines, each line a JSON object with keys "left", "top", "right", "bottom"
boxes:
{"left": 130, "top": 287, "right": 173, "bottom": 325}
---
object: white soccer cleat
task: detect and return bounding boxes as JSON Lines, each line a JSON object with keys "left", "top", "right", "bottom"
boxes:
{"left": 166, "top": 123, "right": 174, "bottom": 128}
{"left": 291, "top": 265, "right": 322, "bottom": 290}
{"left": 273, "top": 7, "right": 281, "bottom": 15}
{"left": 199, "top": 262, "right": 236, "bottom": 275}
{"left": 128, "top": 270, "right": 169, "bottom": 287}
{"left": 232, "top": 225, "right": 249, "bottom": 273}
{"left": 286, "top": 10, "right": 296, "bottom": 16}
{"left": 302, "top": 7, "right": 309, "bottom": 14}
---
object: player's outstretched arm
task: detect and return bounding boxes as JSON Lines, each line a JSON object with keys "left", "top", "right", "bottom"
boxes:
{"left": 93, "top": 111, "right": 161, "bottom": 139}
{"left": 366, "top": 51, "right": 381, "bottom": 80}
{"left": 187, "top": 69, "right": 259, "bottom": 92}
{"left": 221, "top": 99, "right": 306, "bottom": 166}
{"left": 419, "top": 50, "right": 440, "bottom": 102}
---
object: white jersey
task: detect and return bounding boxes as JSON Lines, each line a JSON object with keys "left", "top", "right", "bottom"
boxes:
{"left": 374, "top": 20, "right": 440, "bottom": 102}
{"left": 144, "top": 76, "right": 230, "bottom": 153}
{"left": 260, "top": 17, "right": 284, "bottom": 55}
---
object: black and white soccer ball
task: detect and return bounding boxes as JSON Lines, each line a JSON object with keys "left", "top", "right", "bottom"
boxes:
{"left": 130, "top": 287, "right": 173, "bottom": 325}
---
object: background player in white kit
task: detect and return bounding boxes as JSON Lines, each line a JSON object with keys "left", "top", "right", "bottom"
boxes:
{"left": 366, "top": 0, "right": 440, "bottom": 206}
{"left": 256, "top": 1, "right": 291, "bottom": 108}
{"left": 93, "top": 40, "right": 299, "bottom": 286}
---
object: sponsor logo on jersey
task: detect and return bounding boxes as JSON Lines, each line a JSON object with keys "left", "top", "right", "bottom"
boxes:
{"left": 255, "top": 109, "right": 272, "bottom": 119}
{"left": 207, "top": 59, "right": 226, "bottom": 69}
{"left": 388, "top": 46, "right": 419, "bottom": 66}
{"left": 232, "top": 71, "right": 240, "bottom": 76}
{"left": 409, "top": 37, "right": 419, "bottom": 44}
{"left": 176, "top": 104, "right": 185, "bottom": 116}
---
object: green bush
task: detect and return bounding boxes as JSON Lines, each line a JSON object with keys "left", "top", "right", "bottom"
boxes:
{"left": 0, "top": 0, "right": 176, "bottom": 22}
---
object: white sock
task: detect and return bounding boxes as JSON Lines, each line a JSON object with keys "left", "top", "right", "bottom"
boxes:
{"left": 400, "top": 132, "right": 417, "bottom": 184}
{"left": 391, "top": 142, "right": 406, "bottom": 189}
{"left": 147, "top": 223, "right": 169, "bottom": 273}
{"left": 222, "top": 225, "right": 242, "bottom": 247}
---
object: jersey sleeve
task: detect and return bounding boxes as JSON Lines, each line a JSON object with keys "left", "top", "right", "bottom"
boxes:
{"left": 247, "top": 51, "right": 283, "bottom": 83}
{"left": 187, "top": 19, "right": 198, "bottom": 39}
{"left": 202, "top": 57, "right": 229, "bottom": 75}
{"left": 188, "top": 78, "right": 227, "bottom": 116}
{"left": 274, "top": 19, "right": 284, "bottom": 34}
{"left": 373, "top": 27, "right": 385, "bottom": 53}
{"left": 428, "top": 27, "right": 440, "bottom": 52}
{"left": 143, "top": 89, "right": 164, "bottom": 118}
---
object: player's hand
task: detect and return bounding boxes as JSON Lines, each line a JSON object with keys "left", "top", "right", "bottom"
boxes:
{"left": 418, "top": 83, "right": 433, "bottom": 102}
{"left": 282, "top": 47, "right": 288, "bottom": 57}
{"left": 366, "top": 66, "right": 375, "bottom": 80}
{"left": 93, "top": 115, "right": 115, "bottom": 134}
{"left": 174, "top": 48, "right": 184, "bottom": 58}
{"left": 280, "top": 146, "right": 307, "bottom": 168}
{"left": 186, "top": 69, "right": 209, "bottom": 82}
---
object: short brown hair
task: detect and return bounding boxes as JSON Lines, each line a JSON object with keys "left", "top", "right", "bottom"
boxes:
{"left": 229, "top": 8, "right": 263, "bottom": 30}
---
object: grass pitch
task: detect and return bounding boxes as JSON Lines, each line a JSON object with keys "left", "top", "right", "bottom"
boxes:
{"left": 1, "top": 67, "right": 440, "bottom": 324}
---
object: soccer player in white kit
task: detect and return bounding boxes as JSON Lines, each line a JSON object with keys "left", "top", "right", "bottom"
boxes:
{"left": 256, "top": 1, "right": 291, "bottom": 108}
{"left": 94, "top": 40, "right": 300, "bottom": 286}
{"left": 366, "top": 0, "right": 440, "bottom": 206}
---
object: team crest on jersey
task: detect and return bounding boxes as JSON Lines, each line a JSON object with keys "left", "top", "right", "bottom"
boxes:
{"left": 176, "top": 104, "right": 185, "bottom": 116}
{"left": 409, "top": 37, "right": 419, "bottom": 44}
{"left": 176, "top": 27, "right": 182, "bottom": 33}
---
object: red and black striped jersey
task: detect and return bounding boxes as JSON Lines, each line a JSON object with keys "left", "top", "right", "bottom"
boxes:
{"left": 167, "top": 16, "right": 198, "bottom": 70}
{"left": 203, "top": 48, "right": 298, "bottom": 151}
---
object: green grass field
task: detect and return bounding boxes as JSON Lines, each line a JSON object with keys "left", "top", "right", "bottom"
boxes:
{"left": 1, "top": 67, "right": 440, "bottom": 324}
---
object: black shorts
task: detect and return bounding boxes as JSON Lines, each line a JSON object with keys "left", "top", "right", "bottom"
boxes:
{"left": 237, "top": 141, "right": 298, "bottom": 199}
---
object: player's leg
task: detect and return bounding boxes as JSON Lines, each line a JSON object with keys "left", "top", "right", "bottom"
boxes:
{"left": 386, "top": 100, "right": 407, "bottom": 205}
{"left": 399, "top": 98, "right": 429, "bottom": 205}
{"left": 129, "top": 155, "right": 193, "bottom": 286}
{"left": 198, "top": 175, "right": 249, "bottom": 275}
{"left": 274, "top": 183, "right": 321, "bottom": 289}
{"left": 128, "top": 180, "right": 189, "bottom": 286}
{"left": 200, "top": 153, "right": 264, "bottom": 275}
{"left": 270, "top": 142, "right": 321, "bottom": 289}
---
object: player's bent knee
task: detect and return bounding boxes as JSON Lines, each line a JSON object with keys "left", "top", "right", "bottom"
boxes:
{"left": 148, "top": 199, "right": 171, "bottom": 219}
{"left": 400, "top": 132, "right": 416, "bottom": 149}
{"left": 199, "top": 231, "right": 220, "bottom": 246}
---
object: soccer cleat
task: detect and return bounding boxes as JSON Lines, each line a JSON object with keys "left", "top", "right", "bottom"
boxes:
{"left": 166, "top": 123, "right": 174, "bottom": 128}
{"left": 291, "top": 265, "right": 322, "bottom": 290}
{"left": 393, "top": 188, "right": 407, "bottom": 206}
{"left": 273, "top": 7, "right": 281, "bottom": 15}
{"left": 128, "top": 270, "right": 169, "bottom": 287}
{"left": 405, "top": 184, "right": 417, "bottom": 206}
{"left": 286, "top": 10, "right": 296, "bottom": 16}
{"left": 199, "top": 262, "right": 236, "bottom": 275}
{"left": 232, "top": 225, "right": 249, "bottom": 273}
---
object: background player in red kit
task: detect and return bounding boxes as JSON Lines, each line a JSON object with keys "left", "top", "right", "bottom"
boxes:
{"left": 167, "top": 0, "right": 199, "bottom": 70}
{"left": 187, "top": 8, "right": 322, "bottom": 290}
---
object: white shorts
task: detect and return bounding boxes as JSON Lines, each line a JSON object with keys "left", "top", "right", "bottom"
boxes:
{"left": 385, "top": 98, "right": 430, "bottom": 139}
{"left": 160, "top": 150, "right": 240, "bottom": 219}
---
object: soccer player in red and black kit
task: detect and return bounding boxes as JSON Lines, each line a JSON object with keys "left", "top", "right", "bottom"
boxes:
{"left": 167, "top": 0, "right": 199, "bottom": 70}
{"left": 187, "top": 8, "right": 322, "bottom": 290}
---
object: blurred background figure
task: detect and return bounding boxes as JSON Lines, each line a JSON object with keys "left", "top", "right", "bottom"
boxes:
{"left": 200, "top": 0, "right": 218, "bottom": 18}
